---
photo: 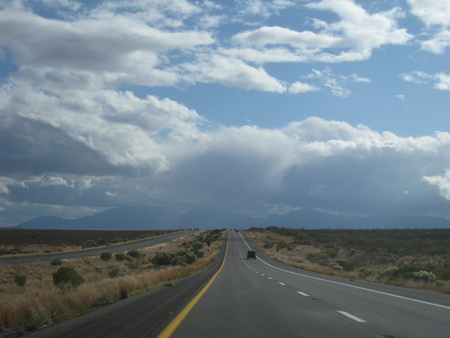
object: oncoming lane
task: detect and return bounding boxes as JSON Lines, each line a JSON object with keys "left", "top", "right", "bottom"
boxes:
{"left": 0, "top": 231, "right": 192, "bottom": 266}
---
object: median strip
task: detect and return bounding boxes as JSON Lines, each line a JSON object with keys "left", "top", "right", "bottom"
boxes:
{"left": 157, "top": 232, "right": 229, "bottom": 338}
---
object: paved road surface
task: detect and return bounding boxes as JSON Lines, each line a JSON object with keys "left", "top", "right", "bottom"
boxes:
{"left": 24, "top": 231, "right": 450, "bottom": 337}
{"left": 169, "top": 231, "right": 450, "bottom": 338}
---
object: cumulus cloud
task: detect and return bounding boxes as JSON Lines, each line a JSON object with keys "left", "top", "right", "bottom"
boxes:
{"left": 3, "top": 114, "right": 450, "bottom": 225}
{"left": 423, "top": 171, "right": 450, "bottom": 200}
{"left": 408, "top": 0, "right": 450, "bottom": 53}
{"left": 288, "top": 82, "right": 319, "bottom": 94}
{"left": 180, "top": 54, "right": 287, "bottom": 92}
{"left": 408, "top": 0, "right": 450, "bottom": 27}
{"left": 231, "top": 0, "right": 412, "bottom": 63}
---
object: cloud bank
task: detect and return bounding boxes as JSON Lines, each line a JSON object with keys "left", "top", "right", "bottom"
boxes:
{"left": 1, "top": 0, "right": 450, "bottom": 225}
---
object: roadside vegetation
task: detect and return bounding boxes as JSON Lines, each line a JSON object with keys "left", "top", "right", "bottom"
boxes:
{"left": 0, "top": 229, "right": 177, "bottom": 257}
{"left": 245, "top": 227, "right": 450, "bottom": 294}
{"left": 0, "top": 229, "right": 224, "bottom": 336}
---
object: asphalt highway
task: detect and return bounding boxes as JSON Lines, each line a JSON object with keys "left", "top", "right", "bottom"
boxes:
{"left": 22, "top": 231, "right": 450, "bottom": 337}
{"left": 0, "top": 230, "right": 192, "bottom": 266}
{"left": 167, "top": 231, "right": 450, "bottom": 338}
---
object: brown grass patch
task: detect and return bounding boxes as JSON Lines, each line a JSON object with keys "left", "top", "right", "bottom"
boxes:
{"left": 245, "top": 229, "right": 450, "bottom": 294}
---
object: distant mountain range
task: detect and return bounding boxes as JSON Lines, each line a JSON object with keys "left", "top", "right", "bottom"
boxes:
{"left": 11, "top": 206, "right": 450, "bottom": 230}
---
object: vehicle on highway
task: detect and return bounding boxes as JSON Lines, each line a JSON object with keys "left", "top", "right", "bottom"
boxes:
{"left": 247, "top": 250, "right": 256, "bottom": 259}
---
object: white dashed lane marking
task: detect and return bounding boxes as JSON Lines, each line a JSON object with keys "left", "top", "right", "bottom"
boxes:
{"left": 336, "top": 311, "right": 366, "bottom": 323}
{"left": 296, "top": 291, "right": 309, "bottom": 297}
{"left": 278, "top": 282, "right": 286, "bottom": 286}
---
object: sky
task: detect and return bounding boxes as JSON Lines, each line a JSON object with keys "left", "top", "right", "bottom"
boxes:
{"left": 1, "top": 0, "right": 450, "bottom": 227}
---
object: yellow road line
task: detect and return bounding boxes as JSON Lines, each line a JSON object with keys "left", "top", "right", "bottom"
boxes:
{"left": 157, "top": 231, "right": 230, "bottom": 338}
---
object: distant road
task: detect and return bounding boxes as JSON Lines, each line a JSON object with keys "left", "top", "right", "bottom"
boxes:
{"left": 0, "top": 231, "right": 192, "bottom": 266}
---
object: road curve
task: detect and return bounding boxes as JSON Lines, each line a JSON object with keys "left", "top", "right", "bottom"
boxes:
{"left": 167, "top": 231, "right": 450, "bottom": 338}
{"left": 0, "top": 231, "right": 192, "bottom": 266}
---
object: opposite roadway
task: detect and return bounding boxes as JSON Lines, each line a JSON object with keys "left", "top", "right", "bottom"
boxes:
{"left": 0, "top": 231, "right": 192, "bottom": 266}
{"left": 26, "top": 230, "right": 450, "bottom": 338}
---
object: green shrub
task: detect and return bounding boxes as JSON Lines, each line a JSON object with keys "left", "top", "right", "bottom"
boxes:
{"left": 108, "top": 267, "right": 120, "bottom": 278}
{"left": 322, "top": 248, "right": 338, "bottom": 258}
{"left": 83, "top": 240, "right": 98, "bottom": 248}
{"left": 100, "top": 251, "right": 112, "bottom": 261}
{"left": 51, "top": 259, "right": 62, "bottom": 266}
{"left": 276, "top": 242, "right": 288, "bottom": 251}
{"left": 8, "top": 248, "right": 22, "bottom": 255}
{"left": 171, "top": 255, "right": 188, "bottom": 266}
{"left": 358, "top": 267, "right": 375, "bottom": 279}
{"left": 127, "top": 249, "right": 142, "bottom": 259}
{"left": 191, "top": 241, "right": 204, "bottom": 251}
{"left": 178, "top": 250, "right": 197, "bottom": 264}
{"left": 438, "top": 269, "right": 450, "bottom": 281}
{"left": 14, "top": 274, "right": 27, "bottom": 287}
{"left": 152, "top": 252, "right": 175, "bottom": 266}
{"left": 413, "top": 270, "right": 435, "bottom": 282}
{"left": 115, "top": 252, "right": 127, "bottom": 261}
{"left": 306, "top": 253, "right": 319, "bottom": 262}
{"left": 264, "top": 243, "right": 274, "bottom": 249}
{"left": 335, "top": 260, "right": 360, "bottom": 271}
{"left": 52, "top": 266, "right": 85, "bottom": 288}
{"left": 327, "top": 261, "right": 344, "bottom": 272}
{"left": 125, "top": 259, "right": 142, "bottom": 270}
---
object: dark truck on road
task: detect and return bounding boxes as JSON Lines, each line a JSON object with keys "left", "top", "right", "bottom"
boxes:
{"left": 247, "top": 250, "right": 256, "bottom": 259}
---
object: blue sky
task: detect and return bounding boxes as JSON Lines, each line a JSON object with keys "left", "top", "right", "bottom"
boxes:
{"left": 1, "top": 0, "right": 450, "bottom": 227}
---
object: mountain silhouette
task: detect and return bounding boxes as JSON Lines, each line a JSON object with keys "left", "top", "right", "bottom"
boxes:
{"left": 12, "top": 206, "right": 450, "bottom": 230}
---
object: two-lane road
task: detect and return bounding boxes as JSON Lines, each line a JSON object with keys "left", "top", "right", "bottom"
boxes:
{"left": 167, "top": 231, "right": 450, "bottom": 338}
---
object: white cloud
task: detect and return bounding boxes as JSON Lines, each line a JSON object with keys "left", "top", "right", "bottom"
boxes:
{"left": 408, "top": 0, "right": 450, "bottom": 54}
{"left": 408, "top": 0, "right": 450, "bottom": 27}
{"left": 402, "top": 71, "right": 450, "bottom": 90}
{"left": 288, "top": 82, "right": 319, "bottom": 94}
{"left": 180, "top": 54, "right": 287, "bottom": 92}
{"left": 3, "top": 115, "right": 450, "bottom": 221}
{"left": 301, "top": 68, "right": 369, "bottom": 97}
{"left": 231, "top": 0, "right": 412, "bottom": 63}
{"left": 0, "top": 181, "right": 9, "bottom": 194}
{"left": 236, "top": 0, "right": 295, "bottom": 19}
{"left": 41, "top": 175, "right": 72, "bottom": 187}
{"left": 421, "top": 30, "right": 450, "bottom": 54}
{"left": 106, "top": 191, "right": 117, "bottom": 197}
{"left": 422, "top": 171, "right": 450, "bottom": 200}
{"left": 396, "top": 94, "right": 406, "bottom": 101}
{"left": 0, "top": 5, "right": 214, "bottom": 75}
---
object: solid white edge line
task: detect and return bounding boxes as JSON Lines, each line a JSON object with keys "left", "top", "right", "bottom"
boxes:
{"left": 337, "top": 311, "right": 366, "bottom": 323}
{"left": 238, "top": 232, "right": 450, "bottom": 311}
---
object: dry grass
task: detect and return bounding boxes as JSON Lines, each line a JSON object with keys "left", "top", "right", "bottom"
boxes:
{"left": 0, "top": 231, "right": 222, "bottom": 335}
{"left": 245, "top": 230, "right": 450, "bottom": 294}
